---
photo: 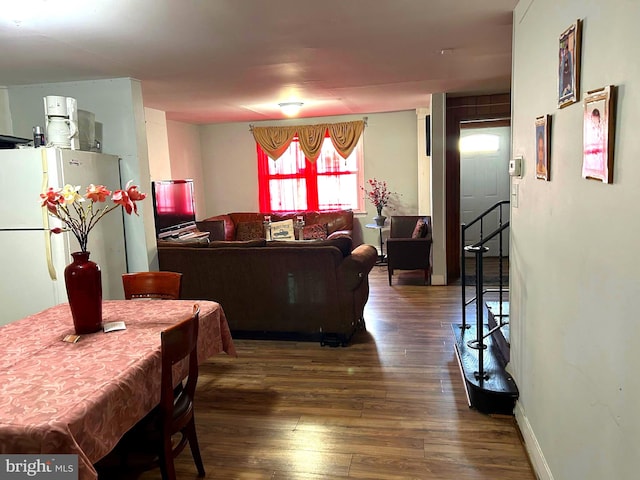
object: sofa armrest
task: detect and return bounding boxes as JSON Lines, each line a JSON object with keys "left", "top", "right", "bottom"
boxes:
{"left": 338, "top": 244, "right": 377, "bottom": 290}
{"left": 327, "top": 229, "right": 352, "bottom": 240}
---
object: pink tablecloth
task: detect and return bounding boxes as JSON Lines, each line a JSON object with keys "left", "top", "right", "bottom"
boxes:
{"left": 0, "top": 300, "right": 236, "bottom": 480}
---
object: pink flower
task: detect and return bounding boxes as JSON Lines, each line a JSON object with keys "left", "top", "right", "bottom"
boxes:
{"left": 40, "top": 188, "right": 64, "bottom": 214}
{"left": 113, "top": 181, "right": 147, "bottom": 215}
{"left": 85, "top": 184, "right": 111, "bottom": 203}
{"left": 361, "top": 178, "right": 396, "bottom": 210}
{"left": 112, "top": 189, "right": 133, "bottom": 215}
{"left": 126, "top": 180, "right": 146, "bottom": 202}
{"left": 40, "top": 181, "right": 146, "bottom": 252}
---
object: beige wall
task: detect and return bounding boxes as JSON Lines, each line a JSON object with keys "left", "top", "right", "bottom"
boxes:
{"left": 198, "top": 111, "right": 420, "bottom": 248}
{"left": 511, "top": 1, "right": 640, "bottom": 479}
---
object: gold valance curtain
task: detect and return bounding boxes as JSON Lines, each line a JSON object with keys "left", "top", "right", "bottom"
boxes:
{"left": 252, "top": 120, "right": 365, "bottom": 162}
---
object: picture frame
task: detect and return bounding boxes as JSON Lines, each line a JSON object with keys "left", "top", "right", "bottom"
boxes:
{"left": 582, "top": 86, "right": 617, "bottom": 183}
{"left": 535, "top": 114, "right": 551, "bottom": 181}
{"left": 558, "top": 19, "right": 582, "bottom": 108}
{"left": 269, "top": 219, "right": 295, "bottom": 241}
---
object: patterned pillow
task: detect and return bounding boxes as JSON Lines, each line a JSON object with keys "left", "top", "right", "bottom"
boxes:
{"left": 236, "top": 221, "right": 265, "bottom": 241}
{"left": 411, "top": 218, "right": 428, "bottom": 238}
{"left": 302, "top": 223, "right": 328, "bottom": 240}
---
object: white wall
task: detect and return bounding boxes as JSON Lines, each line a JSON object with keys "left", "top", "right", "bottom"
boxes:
{"left": 511, "top": 2, "right": 640, "bottom": 479}
{"left": 7, "top": 78, "right": 156, "bottom": 272}
{"left": 144, "top": 107, "right": 172, "bottom": 180}
{"left": 167, "top": 120, "right": 206, "bottom": 222}
{"left": 0, "top": 87, "right": 12, "bottom": 134}
{"left": 199, "top": 111, "right": 419, "bottom": 247}
{"left": 416, "top": 106, "right": 432, "bottom": 216}
{"left": 430, "top": 93, "right": 447, "bottom": 285}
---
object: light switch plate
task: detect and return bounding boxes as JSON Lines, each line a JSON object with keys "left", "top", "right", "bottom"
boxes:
{"left": 511, "top": 183, "right": 519, "bottom": 208}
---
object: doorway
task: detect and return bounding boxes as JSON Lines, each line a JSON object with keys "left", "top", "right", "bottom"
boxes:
{"left": 444, "top": 93, "right": 511, "bottom": 283}
{"left": 460, "top": 125, "right": 511, "bottom": 257}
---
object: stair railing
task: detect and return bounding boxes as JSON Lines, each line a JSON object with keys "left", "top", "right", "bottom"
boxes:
{"left": 460, "top": 200, "right": 510, "bottom": 330}
{"left": 460, "top": 200, "right": 510, "bottom": 382}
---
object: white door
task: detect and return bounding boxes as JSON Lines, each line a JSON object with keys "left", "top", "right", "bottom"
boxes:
{"left": 460, "top": 126, "right": 510, "bottom": 257}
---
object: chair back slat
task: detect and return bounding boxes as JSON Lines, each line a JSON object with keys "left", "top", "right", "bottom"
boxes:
{"left": 122, "top": 272, "right": 182, "bottom": 300}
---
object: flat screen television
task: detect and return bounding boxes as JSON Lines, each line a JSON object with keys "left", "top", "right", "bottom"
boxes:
{"left": 151, "top": 179, "right": 196, "bottom": 233}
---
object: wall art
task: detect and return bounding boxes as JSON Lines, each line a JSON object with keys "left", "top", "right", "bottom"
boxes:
{"left": 582, "top": 86, "right": 616, "bottom": 183}
{"left": 558, "top": 20, "right": 582, "bottom": 108}
{"left": 535, "top": 114, "right": 551, "bottom": 181}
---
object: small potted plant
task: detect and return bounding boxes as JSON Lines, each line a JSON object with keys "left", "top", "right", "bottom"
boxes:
{"left": 40, "top": 181, "right": 146, "bottom": 334}
{"left": 361, "top": 178, "right": 397, "bottom": 226}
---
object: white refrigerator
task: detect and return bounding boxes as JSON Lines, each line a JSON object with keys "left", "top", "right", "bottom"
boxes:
{"left": 0, "top": 147, "right": 128, "bottom": 326}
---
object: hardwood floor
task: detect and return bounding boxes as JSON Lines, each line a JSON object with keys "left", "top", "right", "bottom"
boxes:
{"left": 132, "top": 266, "right": 534, "bottom": 480}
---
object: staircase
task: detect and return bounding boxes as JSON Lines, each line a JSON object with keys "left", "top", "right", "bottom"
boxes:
{"left": 453, "top": 200, "right": 518, "bottom": 415}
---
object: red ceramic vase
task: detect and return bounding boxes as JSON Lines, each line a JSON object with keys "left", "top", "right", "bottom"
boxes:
{"left": 64, "top": 251, "right": 103, "bottom": 334}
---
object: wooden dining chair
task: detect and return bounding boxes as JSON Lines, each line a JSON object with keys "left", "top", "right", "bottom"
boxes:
{"left": 122, "top": 271, "right": 182, "bottom": 300}
{"left": 157, "top": 303, "right": 205, "bottom": 479}
{"left": 94, "top": 305, "right": 204, "bottom": 480}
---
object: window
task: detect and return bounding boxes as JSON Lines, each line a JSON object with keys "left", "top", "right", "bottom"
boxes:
{"left": 459, "top": 133, "right": 500, "bottom": 153}
{"left": 258, "top": 134, "right": 363, "bottom": 212}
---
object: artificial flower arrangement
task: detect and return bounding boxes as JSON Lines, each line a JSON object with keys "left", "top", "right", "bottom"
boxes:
{"left": 361, "top": 178, "right": 397, "bottom": 215}
{"left": 40, "top": 181, "right": 146, "bottom": 252}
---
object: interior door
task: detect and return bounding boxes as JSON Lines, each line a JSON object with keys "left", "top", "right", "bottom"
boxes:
{"left": 460, "top": 126, "right": 510, "bottom": 257}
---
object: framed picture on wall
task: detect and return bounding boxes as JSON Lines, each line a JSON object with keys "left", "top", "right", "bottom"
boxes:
{"left": 558, "top": 20, "right": 582, "bottom": 108}
{"left": 535, "top": 115, "right": 551, "bottom": 181}
{"left": 582, "top": 86, "right": 617, "bottom": 183}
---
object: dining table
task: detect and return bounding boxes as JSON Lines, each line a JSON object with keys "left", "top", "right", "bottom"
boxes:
{"left": 0, "top": 299, "right": 236, "bottom": 480}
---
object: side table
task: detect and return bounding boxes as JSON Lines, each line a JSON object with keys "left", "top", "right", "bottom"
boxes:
{"left": 365, "top": 223, "right": 388, "bottom": 265}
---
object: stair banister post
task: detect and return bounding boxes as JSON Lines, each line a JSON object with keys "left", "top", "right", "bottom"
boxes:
{"left": 461, "top": 223, "right": 467, "bottom": 329}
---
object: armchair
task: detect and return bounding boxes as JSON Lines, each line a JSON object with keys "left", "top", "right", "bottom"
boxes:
{"left": 386, "top": 216, "right": 433, "bottom": 285}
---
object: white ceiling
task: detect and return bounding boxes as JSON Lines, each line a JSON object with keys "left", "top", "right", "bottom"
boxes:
{"left": 0, "top": 0, "right": 517, "bottom": 124}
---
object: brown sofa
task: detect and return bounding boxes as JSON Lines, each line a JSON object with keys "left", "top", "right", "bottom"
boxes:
{"left": 157, "top": 237, "right": 377, "bottom": 346}
{"left": 199, "top": 209, "right": 354, "bottom": 243}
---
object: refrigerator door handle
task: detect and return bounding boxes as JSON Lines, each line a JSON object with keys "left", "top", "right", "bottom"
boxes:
{"left": 41, "top": 150, "right": 57, "bottom": 281}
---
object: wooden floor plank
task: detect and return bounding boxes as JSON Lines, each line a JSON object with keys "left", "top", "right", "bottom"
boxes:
{"left": 116, "top": 265, "right": 534, "bottom": 479}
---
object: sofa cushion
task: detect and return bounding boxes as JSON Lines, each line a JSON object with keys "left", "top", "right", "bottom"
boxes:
{"left": 195, "top": 220, "right": 226, "bottom": 241}
{"left": 265, "top": 237, "right": 351, "bottom": 257}
{"left": 305, "top": 209, "right": 353, "bottom": 234}
{"left": 236, "top": 221, "right": 265, "bottom": 241}
{"left": 302, "top": 223, "right": 328, "bottom": 240}
{"left": 208, "top": 239, "right": 266, "bottom": 248}
{"left": 411, "top": 218, "right": 429, "bottom": 238}
{"left": 157, "top": 238, "right": 209, "bottom": 248}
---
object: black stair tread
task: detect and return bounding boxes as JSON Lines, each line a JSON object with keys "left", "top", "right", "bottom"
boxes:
{"left": 453, "top": 323, "right": 517, "bottom": 394}
{"left": 452, "top": 322, "right": 518, "bottom": 415}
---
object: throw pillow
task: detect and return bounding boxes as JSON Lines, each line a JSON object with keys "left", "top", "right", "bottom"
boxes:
{"left": 411, "top": 218, "right": 428, "bottom": 238}
{"left": 236, "top": 221, "right": 265, "bottom": 241}
{"left": 302, "top": 223, "right": 328, "bottom": 240}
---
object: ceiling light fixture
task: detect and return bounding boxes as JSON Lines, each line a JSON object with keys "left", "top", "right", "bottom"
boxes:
{"left": 279, "top": 101, "right": 304, "bottom": 117}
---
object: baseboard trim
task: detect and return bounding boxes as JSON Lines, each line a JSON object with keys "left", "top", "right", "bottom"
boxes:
{"left": 515, "top": 401, "right": 553, "bottom": 480}
{"left": 431, "top": 274, "right": 446, "bottom": 285}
